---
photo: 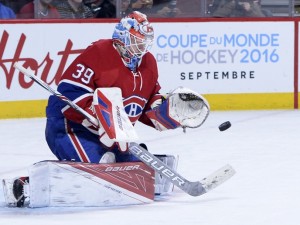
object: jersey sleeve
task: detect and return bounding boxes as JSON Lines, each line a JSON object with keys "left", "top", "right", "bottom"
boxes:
{"left": 138, "top": 54, "right": 162, "bottom": 127}
{"left": 138, "top": 91, "right": 163, "bottom": 128}
{"left": 58, "top": 44, "right": 101, "bottom": 124}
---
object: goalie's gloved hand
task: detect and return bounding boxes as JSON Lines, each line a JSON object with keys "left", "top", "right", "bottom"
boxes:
{"left": 99, "top": 127, "right": 128, "bottom": 152}
{"left": 80, "top": 104, "right": 99, "bottom": 135}
{"left": 145, "top": 97, "right": 180, "bottom": 131}
{"left": 92, "top": 87, "right": 137, "bottom": 150}
{"left": 145, "top": 86, "right": 210, "bottom": 131}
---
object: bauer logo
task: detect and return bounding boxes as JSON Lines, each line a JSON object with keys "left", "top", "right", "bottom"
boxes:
{"left": 123, "top": 95, "right": 147, "bottom": 123}
{"left": 130, "top": 145, "right": 185, "bottom": 186}
{"left": 105, "top": 165, "right": 140, "bottom": 172}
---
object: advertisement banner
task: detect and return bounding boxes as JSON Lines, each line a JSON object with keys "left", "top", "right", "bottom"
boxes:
{"left": 152, "top": 21, "right": 294, "bottom": 94}
{"left": 0, "top": 20, "right": 296, "bottom": 118}
{"left": 0, "top": 23, "right": 114, "bottom": 101}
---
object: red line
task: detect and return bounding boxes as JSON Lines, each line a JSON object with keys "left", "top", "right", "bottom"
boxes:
{"left": 0, "top": 17, "right": 296, "bottom": 25}
{"left": 295, "top": 21, "right": 299, "bottom": 109}
{"left": 66, "top": 122, "right": 89, "bottom": 163}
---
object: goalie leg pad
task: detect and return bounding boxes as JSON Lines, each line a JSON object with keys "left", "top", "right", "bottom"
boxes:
{"left": 27, "top": 161, "right": 154, "bottom": 207}
{"left": 154, "top": 154, "right": 179, "bottom": 195}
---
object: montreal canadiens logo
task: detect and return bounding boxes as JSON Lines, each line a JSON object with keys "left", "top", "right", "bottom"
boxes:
{"left": 140, "top": 24, "right": 154, "bottom": 36}
{"left": 123, "top": 95, "right": 147, "bottom": 123}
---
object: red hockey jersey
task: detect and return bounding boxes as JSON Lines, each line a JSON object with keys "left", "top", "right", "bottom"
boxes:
{"left": 56, "top": 39, "right": 161, "bottom": 128}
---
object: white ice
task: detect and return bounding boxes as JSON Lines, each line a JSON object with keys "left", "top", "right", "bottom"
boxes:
{"left": 0, "top": 110, "right": 300, "bottom": 225}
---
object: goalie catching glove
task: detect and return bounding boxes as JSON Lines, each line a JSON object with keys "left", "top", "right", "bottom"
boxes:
{"left": 146, "top": 87, "right": 210, "bottom": 131}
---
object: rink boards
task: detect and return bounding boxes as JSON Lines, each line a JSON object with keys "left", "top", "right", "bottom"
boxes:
{"left": 0, "top": 19, "right": 298, "bottom": 118}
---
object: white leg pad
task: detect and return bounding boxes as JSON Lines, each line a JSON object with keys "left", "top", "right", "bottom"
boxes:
{"left": 154, "top": 154, "right": 179, "bottom": 195}
{"left": 28, "top": 161, "right": 154, "bottom": 207}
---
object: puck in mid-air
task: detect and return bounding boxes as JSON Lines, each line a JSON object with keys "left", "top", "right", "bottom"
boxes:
{"left": 219, "top": 121, "right": 231, "bottom": 131}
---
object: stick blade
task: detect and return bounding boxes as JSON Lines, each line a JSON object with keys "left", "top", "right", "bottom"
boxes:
{"left": 182, "top": 164, "right": 235, "bottom": 196}
{"left": 182, "top": 181, "right": 206, "bottom": 196}
{"left": 200, "top": 164, "right": 236, "bottom": 192}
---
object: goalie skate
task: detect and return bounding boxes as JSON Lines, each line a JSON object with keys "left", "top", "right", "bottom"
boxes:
{"left": 2, "top": 177, "right": 29, "bottom": 207}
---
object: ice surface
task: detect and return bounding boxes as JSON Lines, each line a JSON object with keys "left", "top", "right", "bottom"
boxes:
{"left": 0, "top": 110, "right": 299, "bottom": 225}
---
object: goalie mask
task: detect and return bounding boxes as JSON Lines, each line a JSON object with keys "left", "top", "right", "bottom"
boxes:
{"left": 112, "top": 11, "right": 154, "bottom": 71}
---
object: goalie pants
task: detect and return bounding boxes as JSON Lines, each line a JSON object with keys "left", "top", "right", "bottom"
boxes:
{"left": 45, "top": 116, "right": 139, "bottom": 163}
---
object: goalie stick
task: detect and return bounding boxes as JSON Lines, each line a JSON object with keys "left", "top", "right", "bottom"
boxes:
{"left": 129, "top": 142, "right": 235, "bottom": 196}
{"left": 14, "top": 62, "right": 236, "bottom": 197}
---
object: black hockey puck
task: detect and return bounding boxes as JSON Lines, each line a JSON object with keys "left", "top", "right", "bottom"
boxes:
{"left": 219, "top": 121, "right": 231, "bottom": 131}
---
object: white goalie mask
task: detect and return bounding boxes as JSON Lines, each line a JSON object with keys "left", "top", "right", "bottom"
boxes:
{"left": 112, "top": 11, "right": 154, "bottom": 71}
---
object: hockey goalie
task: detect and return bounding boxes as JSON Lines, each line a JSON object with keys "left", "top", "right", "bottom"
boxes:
{"left": 2, "top": 85, "right": 209, "bottom": 208}
{"left": 2, "top": 11, "right": 210, "bottom": 208}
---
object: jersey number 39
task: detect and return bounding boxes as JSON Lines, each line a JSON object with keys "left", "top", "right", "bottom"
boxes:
{"left": 72, "top": 63, "right": 94, "bottom": 84}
